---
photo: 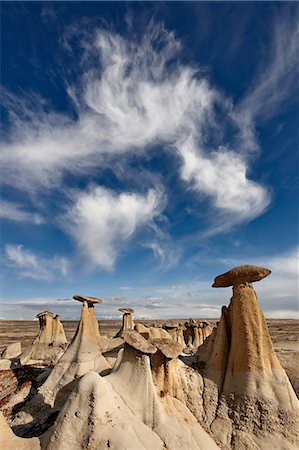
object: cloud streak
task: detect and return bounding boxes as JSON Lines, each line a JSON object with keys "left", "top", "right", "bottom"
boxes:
{"left": 1, "top": 22, "right": 273, "bottom": 226}
{"left": 0, "top": 200, "right": 44, "bottom": 225}
{"left": 5, "top": 244, "right": 69, "bottom": 281}
{"left": 233, "top": 11, "right": 299, "bottom": 152}
{"left": 1, "top": 15, "right": 297, "bottom": 269}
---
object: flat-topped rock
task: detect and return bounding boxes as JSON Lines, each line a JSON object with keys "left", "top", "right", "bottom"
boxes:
{"left": 36, "top": 310, "right": 53, "bottom": 318}
{"left": 123, "top": 330, "right": 157, "bottom": 354}
{"left": 162, "top": 320, "right": 179, "bottom": 329}
{"left": 73, "top": 295, "right": 102, "bottom": 305}
{"left": 212, "top": 265, "right": 271, "bottom": 288}
{"left": 119, "top": 307, "right": 134, "bottom": 314}
{"left": 152, "top": 338, "right": 183, "bottom": 359}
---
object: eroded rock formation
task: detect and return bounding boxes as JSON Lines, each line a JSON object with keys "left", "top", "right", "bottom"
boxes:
{"left": 193, "top": 265, "right": 299, "bottom": 449}
{"left": 114, "top": 307, "right": 135, "bottom": 337}
{"left": 1, "top": 266, "right": 298, "bottom": 450}
{"left": 20, "top": 311, "right": 67, "bottom": 365}
{"left": 38, "top": 296, "right": 110, "bottom": 407}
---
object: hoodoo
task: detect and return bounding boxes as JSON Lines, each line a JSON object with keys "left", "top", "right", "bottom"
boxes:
{"left": 195, "top": 265, "right": 299, "bottom": 449}
{"left": 39, "top": 295, "right": 110, "bottom": 406}
{"left": 183, "top": 319, "right": 213, "bottom": 349}
{"left": 151, "top": 338, "right": 184, "bottom": 397}
{"left": 1, "top": 267, "right": 298, "bottom": 450}
{"left": 107, "top": 330, "right": 220, "bottom": 450}
{"left": 20, "top": 311, "right": 67, "bottom": 365}
{"left": 115, "top": 307, "right": 135, "bottom": 337}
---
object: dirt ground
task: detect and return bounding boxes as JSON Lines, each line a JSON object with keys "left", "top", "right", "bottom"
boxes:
{"left": 0, "top": 318, "right": 298, "bottom": 395}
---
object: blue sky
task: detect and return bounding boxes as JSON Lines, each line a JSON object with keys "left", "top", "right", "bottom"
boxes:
{"left": 0, "top": 1, "right": 298, "bottom": 320}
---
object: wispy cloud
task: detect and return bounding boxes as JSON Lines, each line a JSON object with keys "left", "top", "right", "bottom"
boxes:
{"left": 1, "top": 246, "right": 298, "bottom": 319}
{"left": 233, "top": 11, "right": 299, "bottom": 152}
{"left": 1, "top": 15, "right": 297, "bottom": 270}
{"left": 62, "top": 186, "right": 165, "bottom": 270}
{"left": 0, "top": 199, "right": 44, "bottom": 224}
{"left": 5, "top": 244, "right": 69, "bottom": 281}
{"left": 1, "top": 22, "right": 273, "bottom": 228}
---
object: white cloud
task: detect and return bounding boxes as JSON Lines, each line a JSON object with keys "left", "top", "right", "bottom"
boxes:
{"left": 233, "top": 12, "right": 299, "bottom": 152}
{"left": 63, "top": 186, "right": 164, "bottom": 270}
{"left": 178, "top": 136, "right": 270, "bottom": 231}
{"left": 0, "top": 200, "right": 44, "bottom": 224}
{"left": 0, "top": 21, "right": 275, "bottom": 232}
{"left": 5, "top": 244, "right": 69, "bottom": 281}
{"left": 1, "top": 246, "right": 298, "bottom": 319}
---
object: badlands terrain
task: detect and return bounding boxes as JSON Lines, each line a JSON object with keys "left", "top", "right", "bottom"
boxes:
{"left": 0, "top": 265, "right": 298, "bottom": 449}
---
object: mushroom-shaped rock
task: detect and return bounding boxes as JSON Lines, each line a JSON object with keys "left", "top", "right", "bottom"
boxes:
{"left": 152, "top": 338, "right": 183, "bottom": 359}
{"left": 194, "top": 269, "right": 298, "bottom": 449}
{"left": 39, "top": 299, "right": 110, "bottom": 407}
{"left": 123, "top": 330, "right": 157, "bottom": 354}
{"left": 119, "top": 307, "right": 134, "bottom": 314}
{"left": 212, "top": 264, "right": 271, "bottom": 288}
{"left": 73, "top": 294, "right": 102, "bottom": 305}
{"left": 115, "top": 307, "right": 135, "bottom": 338}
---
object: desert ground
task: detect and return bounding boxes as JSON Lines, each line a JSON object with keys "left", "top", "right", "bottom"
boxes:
{"left": 0, "top": 318, "right": 298, "bottom": 396}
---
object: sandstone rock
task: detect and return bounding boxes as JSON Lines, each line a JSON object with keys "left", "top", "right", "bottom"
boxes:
{"left": 73, "top": 294, "right": 102, "bottom": 304}
{"left": 0, "top": 412, "right": 40, "bottom": 450}
{"left": 20, "top": 311, "right": 67, "bottom": 365}
{"left": 195, "top": 270, "right": 299, "bottom": 449}
{"left": 115, "top": 307, "right": 135, "bottom": 337}
{"left": 39, "top": 298, "right": 110, "bottom": 407}
{"left": 1, "top": 342, "right": 21, "bottom": 359}
{"left": 0, "top": 359, "right": 11, "bottom": 370}
{"left": 212, "top": 264, "right": 271, "bottom": 288}
{"left": 123, "top": 330, "right": 157, "bottom": 354}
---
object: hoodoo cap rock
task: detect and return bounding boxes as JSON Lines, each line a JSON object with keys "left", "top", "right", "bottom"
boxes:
{"left": 152, "top": 338, "right": 183, "bottom": 359}
{"left": 212, "top": 264, "right": 271, "bottom": 288}
{"left": 119, "top": 307, "right": 134, "bottom": 314}
{"left": 73, "top": 295, "right": 102, "bottom": 304}
{"left": 123, "top": 330, "right": 157, "bottom": 354}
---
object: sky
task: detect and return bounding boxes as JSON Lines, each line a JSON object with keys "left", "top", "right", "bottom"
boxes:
{"left": 0, "top": 1, "right": 298, "bottom": 320}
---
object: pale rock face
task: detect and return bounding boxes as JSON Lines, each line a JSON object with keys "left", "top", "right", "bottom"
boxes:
{"left": 0, "top": 359, "right": 11, "bottom": 370}
{"left": 114, "top": 308, "right": 135, "bottom": 337}
{"left": 194, "top": 273, "right": 299, "bottom": 449}
{"left": 107, "top": 343, "right": 220, "bottom": 450}
{"left": 1, "top": 342, "right": 22, "bottom": 359}
{"left": 20, "top": 311, "right": 67, "bottom": 365}
{"left": 51, "top": 315, "right": 67, "bottom": 346}
{"left": 0, "top": 412, "right": 40, "bottom": 450}
{"left": 39, "top": 301, "right": 110, "bottom": 407}
{"left": 135, "top": 323, "right": 173, "bottom": 341}
{"left": 184, "top": 320, "right": 213, "bottom": 349}
{"left": 43, "top": 371, "right": 164, "bottom": 450}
